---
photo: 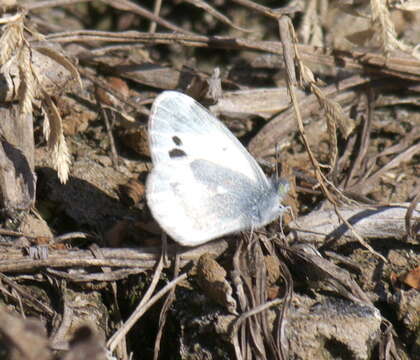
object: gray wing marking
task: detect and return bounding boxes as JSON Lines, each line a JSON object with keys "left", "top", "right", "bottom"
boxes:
{"left": 148, "top": 91, "right": 269, "bottom": 186}
{"left": 189, "top": 159, "right": 279, "bottom": 227}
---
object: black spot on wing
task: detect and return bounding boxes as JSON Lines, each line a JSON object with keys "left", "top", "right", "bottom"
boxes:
{"left": 169, "top": 148, "right": 187, "bottom": 158}
{"left": 172, "top": 136, "right": 182, "bottom": 146}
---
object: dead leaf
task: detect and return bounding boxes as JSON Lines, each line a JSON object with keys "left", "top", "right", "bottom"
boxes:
{"left": 399, "top": 266, "right": 420, "bottom": 290}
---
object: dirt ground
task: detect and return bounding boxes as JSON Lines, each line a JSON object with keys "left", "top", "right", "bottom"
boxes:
{"left": 0, "top": 1, "right": 419, "bottom": 360}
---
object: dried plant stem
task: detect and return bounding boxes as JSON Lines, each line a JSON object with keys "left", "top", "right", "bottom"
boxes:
{"left": 107, "top": 253, "right": 165, "bottom": 351}
{"left": 0, "top": 240, "right": 229, "bottom": 273}
{"left": 107, "top": 241, "right": 186, "bottom": 354}
{"left": 153, "top": 249, "right": 180, "bottom": 360}
{"left": 278, "top": 16, "right": 387, "bottom": 262}
{"left": 183, "top": 0, "right": 251, "bottom": 33}
{"left": 278, "top": 17, "right": 332, "bottom": 202}
{"left": 0, "top": 273, "right": 55, "bottom": 316}
{"left": 44, "top": 31, "right": 420, "bottom": 81}
{"left": 275, "top": 259, "right": 294, "bottom": 360}
{"left": 26, "top": 0, "right": 91, "bottom": 10}
{"left": 108, "top": 272, "right": 187, "bottom": 352}
{"left": 344, "top": 90, "right": 374, "bottom": 188}
{"left": 231, "top": 299, "right": 284, "bottom": 360}
{"left": 28, "top": 0, "right": 194, "bottom": 35}
{"left": 148, "top": 0, "right": 162, "bottom": 33}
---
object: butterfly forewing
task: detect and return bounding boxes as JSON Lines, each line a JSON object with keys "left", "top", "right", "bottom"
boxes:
{"left": 148, "top": 91, "right": 269, "bottom": 187}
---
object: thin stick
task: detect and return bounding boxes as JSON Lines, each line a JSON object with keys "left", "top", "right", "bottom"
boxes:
{"left": 107, "top": 252, "right": 166, "bottom": 351}
{"left": 148, "top": 0, "right": 162, "bottom": 33}
{"left": 107, "top": 272, "right": 187, "bottom": 352}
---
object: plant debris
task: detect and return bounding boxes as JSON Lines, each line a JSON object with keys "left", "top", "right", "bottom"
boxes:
{"left": 0, "top": 0, "right": 419, "bottom": 359}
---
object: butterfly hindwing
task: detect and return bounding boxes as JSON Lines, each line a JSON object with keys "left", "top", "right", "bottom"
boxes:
{"left": 146, "top": 160, "right": 252, "bottom": 246}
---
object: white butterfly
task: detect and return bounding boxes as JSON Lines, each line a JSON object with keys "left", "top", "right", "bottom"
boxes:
{"left": 146, "top": 91, "right": 288, "bottom": 246}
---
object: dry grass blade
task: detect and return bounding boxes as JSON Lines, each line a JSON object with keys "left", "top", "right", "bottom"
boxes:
{"left": 47, "top": 267, "right": 144, "bottom": 282}
{"left": 17, "top": 44, "right": 36, "bottom": 116}
{"left": 311, "top": 84, "right": 355, "bottom": 169}
{"left": 108, "top": 272, "right": 188, "bottom": 353}
{"left": 26, "top": 0, "right": 93, "bottom": 10}
{"left": 28, "top": 0, "right": 195, "bottom": 35}
{"left": 184, "top": 0, "right": 252, "bottom": 33}
{"left": 277, "top": 16, "right": 331, "bottom": 201}
{"left": 49, "top": 282, "right": 74, "bottom": 350}
{"left": 148, "top": 0, "right": 162, "bottom": 33}
{"left": 232, "top": 239, "right": 257, "bottom": 359}
{"left": 405, "top": 190, "right": 420, "bottom": 241}
{"left": 378, "top": 320, "right": 401, "bottom": 360}
{"left": 352, "top": 142, "right": 420, "bottom": 194}
{"left": 370, "top": 0, "right": 410, "bottom": 54}
{"left": 54, "top": 232, "right": 90, "bottom": 243}
{"left": 287, "top": 244, "right": 374, "bottom": 304}
{"left": 101, "top": 0, "right": 195, "bottom": 35}
{"left": 232, "top": 0, "right": 280, "bottom": 18}
{"left": 231, "top": 298, "right": 284, "bottom": 360}
{"left": 278, "top": 16, "right": 386, "bottom": 261}
{"left": 311, "top": 84, "right": 355, "bottom": 139}
{"left": 0, "top": 21, "right": 23, "bottom": 65}
{"left": 230, "top": 236, "right": 291, "bottom": 360}
{"left": 248, "top": 243, "right": 270, "bottom": 358}
{"left": 343, "top": 90, "right": 374, "bottom": 188}
{"left": 35, "top": 45, "right": 82, "bottom": 89}
{"left": 299, "top": 0, "right": 324, "bottom": 46}
{"left": 296, "top": 36, "right": 354, "bottom": 170}
{"left": 42, "top": 94, "right": 71, "bottom": 183}
{"left": 0, "top": 8, "right": 35, "bottom": 114}
{"left": 249, "top": 77, "right": 368, "bottom": 158}
{"left": 0, "top": 273, "right": 55, "bottom": 316}
{"left": 107, "top": 252, "right": 165, "bottom": 352}
{"left": 334, "top": 204, "right": 387, "bottom": 262}
{"left": 153, "top": 248, "right": 179, "bottom": 360}
{"left": 232, "top": 0, "right": 302, "bottom": 18}
{"left": 231, "top": 241, "right": 250, "bottom": 358}
{"left": 51, "top": 134, "right": 70, "bottom": 184}
{"left": 107, "top": 240, "right": 184, "bottom": 357}
{"left": 275, "top": 260, "right": 293, "bottom": 360}
{"left": 312, "top": 85, "right": 339, "bottom": 169}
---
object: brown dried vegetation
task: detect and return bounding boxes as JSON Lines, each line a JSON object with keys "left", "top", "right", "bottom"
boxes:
{"left": 0, "top": 0, "right": 419, "bottom": 360}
